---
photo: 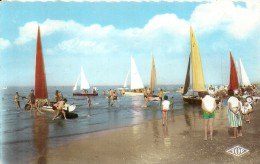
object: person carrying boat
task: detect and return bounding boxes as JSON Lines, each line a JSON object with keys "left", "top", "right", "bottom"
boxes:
{"left": 52, "top": 91, "right": 67, "bottom": 120}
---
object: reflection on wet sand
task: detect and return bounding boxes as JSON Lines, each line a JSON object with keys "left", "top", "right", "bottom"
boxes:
{"left": 32, "top": 113, "right": 48, "bottom": 164}
{"left": 162, "top": 125, "right": 171, "bottom": 147}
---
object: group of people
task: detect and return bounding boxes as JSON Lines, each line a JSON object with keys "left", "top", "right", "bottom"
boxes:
{"left": 14, "top": 89, "right": 67, "bottom": 120}
{"left": 201, "top": 89, "right": 254, "bottom": 141}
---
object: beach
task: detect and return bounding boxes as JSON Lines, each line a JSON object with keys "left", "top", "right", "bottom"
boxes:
{"left": 30, "top": 102, "right": 260, "bottom": 164}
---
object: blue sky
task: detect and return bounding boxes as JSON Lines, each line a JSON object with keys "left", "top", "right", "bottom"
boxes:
{"left": 0, "top": 1, "right": 260, "bottom": 87}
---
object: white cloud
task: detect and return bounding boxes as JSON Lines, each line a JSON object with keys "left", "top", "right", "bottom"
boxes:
{"left": 190, "top": 0, "right": 260, "bottom": 39}
{"left": 0, "top": 38, "right": 11, "bottom": 51}
{"left": 15, "top": 19, "right": 84, "bottom": 45}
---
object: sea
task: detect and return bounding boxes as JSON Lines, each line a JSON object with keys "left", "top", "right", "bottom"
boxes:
{"left": 0, "top": 85, "right": 205, "bottom": 164}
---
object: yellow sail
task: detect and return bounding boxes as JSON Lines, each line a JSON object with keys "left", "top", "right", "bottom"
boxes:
{"left": 190, "top": 27, "right": 205, "bottom": 92}
{"left": 150, "top": 55, "right": 156, "bottom": 93}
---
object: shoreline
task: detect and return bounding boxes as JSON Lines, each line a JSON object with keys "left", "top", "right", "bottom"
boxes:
{"left": 30, "top": 101, "right": 260, "bottom": 164}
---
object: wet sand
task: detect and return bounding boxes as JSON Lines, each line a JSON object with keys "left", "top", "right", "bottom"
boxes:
{"left": 30, "top": 102, "right": 260, "bottom": 164}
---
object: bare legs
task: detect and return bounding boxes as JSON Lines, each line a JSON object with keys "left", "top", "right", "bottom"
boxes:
{"left": 231, "top": 126, "right": 242, "bottom": 138}
{"left": 162, "top": 111, "right": 168, "bottom": 126}
{"left": 204, "top": 118, "right": 214, "bottom": 140}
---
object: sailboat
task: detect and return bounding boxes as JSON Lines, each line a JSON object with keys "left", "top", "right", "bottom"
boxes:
{"left": 124, "top": 56, "right": 144, "bottom": 96}
{"left": 182, "top": 27, "right": 207, "bottom": 104}
{"left": 118, "top": 70, "right": 129, "bottom": 90}
{"left": 29, "top": 26, "right": 76, "bottom": 113}
{"left": 238, "top": 59, "right": 251, "bottom": 87}
{"left": 148, "top": 55, "right": 160, "bottom": 101}
{"left": 73, "top": 66, "right": 98, "bottom": 96}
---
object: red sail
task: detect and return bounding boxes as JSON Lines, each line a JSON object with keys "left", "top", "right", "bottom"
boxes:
{"left": 35, "top": 26, "right": 48, "bottom": 99}
{"left": 229, "top": 52, "right": 239, "bottom": 91}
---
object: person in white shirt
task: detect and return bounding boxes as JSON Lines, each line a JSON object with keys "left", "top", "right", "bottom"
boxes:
{"left": 201, "top": 92, "right": 216, "bottom": 141}
{"left": 161, "top": 95, "right": 170, "bottom": 126}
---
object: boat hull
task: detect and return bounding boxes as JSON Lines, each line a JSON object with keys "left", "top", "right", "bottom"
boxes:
{"left": 148, "top": 96, "right": 160, "bottom": 101}
{"left": 124, "top": 92, "right": 143, "bottom": 96}
{"left": 183, "top": 96, "right": 202, "bottom": 105}
{"left": 73, "top": 93, "right": 98, "bottom": 96}
{"left": 183, "top": 96, "right": 220, "bottom": 105}
{"left": 25, "top": 103, "right": 76, "bottom": 112}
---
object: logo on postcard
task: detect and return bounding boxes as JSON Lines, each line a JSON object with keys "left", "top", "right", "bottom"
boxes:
{"left": 226, "top": 145, "right": 249, "bottom": 157}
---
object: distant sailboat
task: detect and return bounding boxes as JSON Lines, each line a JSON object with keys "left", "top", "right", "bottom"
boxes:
{"left": 182, "top": 27, "right": 206, "bottom": 104}
{"left": 124, "top": 56, "right": 144, "bottom": 95}
{"left": 73, "top": 66, "right": 98, "bottom": 96}
{"left": 148, "top": 55, "right": 160, "bottom": 101}
{"left": 118, "top": 70, "right": 130, "bottom": 90}
{"left": 238, "top": 59, "right": 251, "bottom": 86}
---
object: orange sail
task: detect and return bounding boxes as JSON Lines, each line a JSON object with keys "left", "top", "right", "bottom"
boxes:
{"left": 229, "top": 52, "right": 239, "bottom": 91}
{"left": 35, "top": 26, "right": 48, "bottom": 99}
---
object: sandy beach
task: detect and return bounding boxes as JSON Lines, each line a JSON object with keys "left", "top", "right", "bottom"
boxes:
{"left": 29, "top": 101, "right": 260, "bottom": 164}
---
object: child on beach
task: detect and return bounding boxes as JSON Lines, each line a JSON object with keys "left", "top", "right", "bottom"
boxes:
{"left": 161, "top": 95, "right": 170, "bottom": 126}
{"left": 241, "top": 101, "right": 253, "bottom": 123}
{"left": 201, "top": 92, "right": 216, "bottom": 141}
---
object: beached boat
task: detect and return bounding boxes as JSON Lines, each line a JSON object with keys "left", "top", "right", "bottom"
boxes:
{"left": 182, "top": 27, "right": 207, "bottom": 105}
{"left": 73, "top": 66, "right": 98, "bottom": 96}
{"left": 124, "top": 56, "right": 144, "bottom": 96}
{"left": 30, "top": 26, "right": 76, "bottom": 115}
{"left": 148, "top": 55, "right": 160, "bottom": 101}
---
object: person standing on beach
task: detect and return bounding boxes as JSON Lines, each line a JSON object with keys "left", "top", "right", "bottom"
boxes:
{"left": 227, "top": 89, "right": 242, "bottom": 138}
{"left": 161, "top": 95, "right": 170, "bottom": 126}
{"left": 201, "top": 92, "right": 216, "bottom": 141}
{"left": 14, "top": 92, "right": 21, "bottom": 111}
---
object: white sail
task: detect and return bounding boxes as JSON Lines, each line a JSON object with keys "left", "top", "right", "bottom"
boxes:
{"left": 239, "top": 59, "right": 251, "bottom": 86}
{"left": 236, "top": 61, "right": 242, "bottom": 86}
{"left": 130, "top": 56, "right": 144, "bottom": 90}
{"left": 123, "top": 70, "right": 130, "bottom": 88}
{"left": 73, "top": 74, "right": 80, "bottom": 91}
{"left": 80, "top": 66, "right": 90, "bottom": 90}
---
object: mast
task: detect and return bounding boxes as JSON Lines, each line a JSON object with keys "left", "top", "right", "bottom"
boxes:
{"left": 35, "top": 26, "right": 48, "bottom": 99}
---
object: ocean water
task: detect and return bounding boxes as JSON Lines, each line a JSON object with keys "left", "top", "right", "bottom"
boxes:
{"left": 0, "top": 85, "right": 202, "bottom": 163}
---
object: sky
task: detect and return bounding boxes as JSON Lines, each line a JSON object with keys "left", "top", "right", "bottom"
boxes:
{"left": 0, "top": 0, "right": 260, "bottom": 87}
